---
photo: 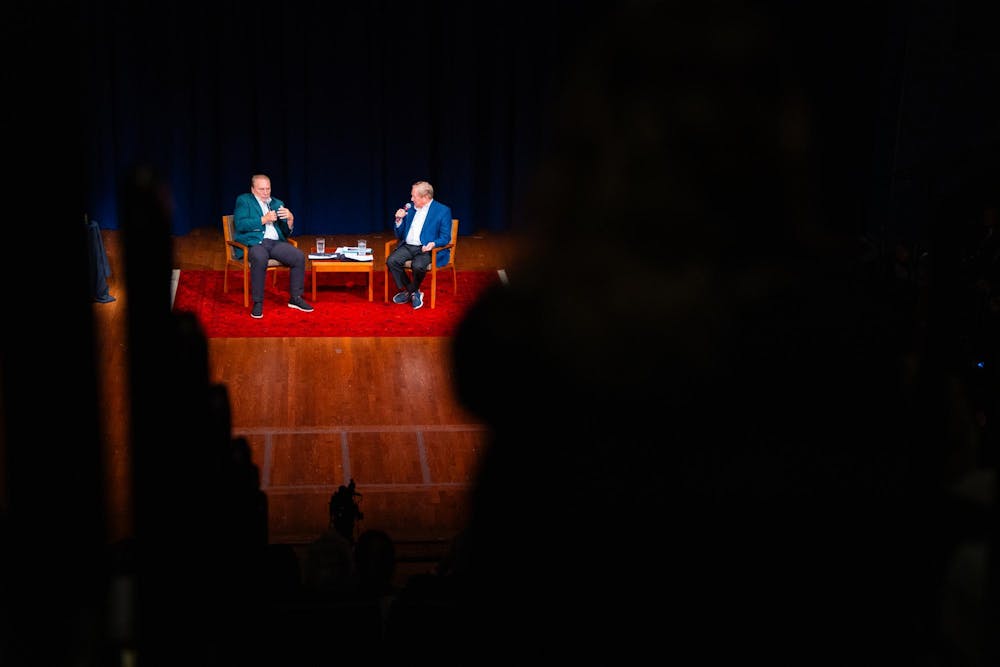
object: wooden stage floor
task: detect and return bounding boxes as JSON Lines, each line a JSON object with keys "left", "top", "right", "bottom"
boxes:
{"left": 93, "top": 227, "right": 516, "bottom": 561}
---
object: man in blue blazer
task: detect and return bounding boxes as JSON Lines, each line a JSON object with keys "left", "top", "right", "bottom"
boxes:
{"left": 233, "top": 174, "right": 312, "bottom": 318}
{"left": 387, "top": 181, "right": 453, "bottom": 310}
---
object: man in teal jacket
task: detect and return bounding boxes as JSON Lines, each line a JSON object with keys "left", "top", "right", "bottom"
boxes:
{"left": 387, "top": 180, "right": 454, "bottom": 310}
{"left": 233, "top": 174, "right": 312, "bottom": 318}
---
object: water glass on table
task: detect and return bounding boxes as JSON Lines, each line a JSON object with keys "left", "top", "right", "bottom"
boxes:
{"left": 316, "top": 237, "right": 325, "bottom": 254}
{"left": 357, "top": 239, "right": 367, "bottom": 254}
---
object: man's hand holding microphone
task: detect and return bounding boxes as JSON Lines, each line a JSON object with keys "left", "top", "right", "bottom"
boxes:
{"left": 394, "top": 202, "right": 411, "bottom": 225}
{"left": 263, "top": 205, "right": 293, "bottom": 227}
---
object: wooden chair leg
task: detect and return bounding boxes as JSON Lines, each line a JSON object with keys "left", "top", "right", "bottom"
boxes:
{"left": 243, "top": 266, "right": 250, "bottom": 308}
{"left": 430, "top": 266, "right": 437, "bottom": 309}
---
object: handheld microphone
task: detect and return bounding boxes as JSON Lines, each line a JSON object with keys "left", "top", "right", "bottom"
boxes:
{"left": 395, "top": 202, "right": 411, "bottom": 223}
{"left": 268, "top": 198, "right": 283, "bottom": 220}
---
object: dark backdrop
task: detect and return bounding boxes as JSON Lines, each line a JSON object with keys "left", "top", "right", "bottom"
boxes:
{"left": 80, "top": 1, "right": 1000, "bottom": 247}
{"left": 82, "top": 0, "right": 607, "bottom": 236}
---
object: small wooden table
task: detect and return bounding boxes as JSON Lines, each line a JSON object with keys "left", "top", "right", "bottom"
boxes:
{"left": 310, "top": 258, "right": 374, "bottom": 301}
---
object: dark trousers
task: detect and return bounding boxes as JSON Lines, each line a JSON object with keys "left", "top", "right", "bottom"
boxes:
{"left": 387, "top": 243, "right": 431, "bottom": 293}
{"left": 249, "top": 239, "right": 306, "bottom": 303}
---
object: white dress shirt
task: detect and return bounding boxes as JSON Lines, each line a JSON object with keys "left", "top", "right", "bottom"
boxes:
{"left": 405, "top": 199, "right": 432, "bottom": 246}
{"left": 258, "top": 197, "right": 279, "bottom": 240}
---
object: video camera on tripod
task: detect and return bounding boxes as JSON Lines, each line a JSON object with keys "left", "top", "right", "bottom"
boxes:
{"left": 329, "top": 478, "right": 363, "bottom": 541}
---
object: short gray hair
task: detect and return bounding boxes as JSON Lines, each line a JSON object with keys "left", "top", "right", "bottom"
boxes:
{"left": 413, "top": 181, "right": 434, "bottom": 198}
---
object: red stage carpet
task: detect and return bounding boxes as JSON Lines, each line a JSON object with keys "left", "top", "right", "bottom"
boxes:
{"left": 172, "top": 269, "right": 501, "bottom": 337}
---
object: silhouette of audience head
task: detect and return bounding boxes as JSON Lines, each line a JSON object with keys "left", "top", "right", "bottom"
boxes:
{"left": 301, "top": 525, "right": 356, "bottom": 596}
{"left": 354, "top": 529, "right": 396, "bottom": 597}
{"left": 447, "top": 2, "right": 950, "bottom": 663}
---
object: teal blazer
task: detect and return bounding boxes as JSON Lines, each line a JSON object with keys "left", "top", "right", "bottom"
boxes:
{"left": 232, "top": 192, "right": 293, "bottom": 259}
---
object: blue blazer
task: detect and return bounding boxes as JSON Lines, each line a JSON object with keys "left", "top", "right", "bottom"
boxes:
{"left": 232, "top": 192, "right": 293, "bottom": 259}
{"left": 394, "top": 200, "right": 453, "bottom": 267}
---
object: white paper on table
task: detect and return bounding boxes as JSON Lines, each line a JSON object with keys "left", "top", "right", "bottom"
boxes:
{"left": 335, "top": 246, "right": 373, "bottom": 261}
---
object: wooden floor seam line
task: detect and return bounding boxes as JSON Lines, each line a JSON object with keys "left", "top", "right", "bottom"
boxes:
{"left": 234, "top": 424, "right": 488, "bottom": 434}
{"left": 264, "top": 483, "right": 472, "bottom": 493}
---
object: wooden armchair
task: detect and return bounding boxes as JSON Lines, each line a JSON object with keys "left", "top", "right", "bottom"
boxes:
{"left": 222, "top": 214, "right": 297, "bottom": 307}
{"left": 383, "top": 218, "right": 459, "bottom": 309}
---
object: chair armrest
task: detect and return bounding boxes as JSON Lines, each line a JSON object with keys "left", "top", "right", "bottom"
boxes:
{"left": 385, "top": 239, "right": 398, "bottom": 255}
{"left": 226, "top": 239, "right": 250, "bottom": 261}
{"left": 288, "top": 238, "right": 298, "bottom": 248}
{"left": 429, "top": 242, "right": 455, "bottom": 258}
